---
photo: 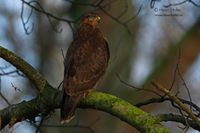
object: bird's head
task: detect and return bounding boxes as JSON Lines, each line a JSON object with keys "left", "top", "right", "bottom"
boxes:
{"left": 81, "top": 13, "right": 101, "bottom": 27}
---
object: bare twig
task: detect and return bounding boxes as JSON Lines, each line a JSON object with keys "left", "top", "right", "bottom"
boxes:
{"left": 164, "top": 0, "right": 200, "bottom": 8}
{"left": 116, "top": 73, "right": 162, "bottom": 97}
{"left": 157, "top": 113, "right": 200, "bottom": 131}
{"left": 169, "top": 55, "right": 179, "bottom": 91}
{"left": 164, "top": 0, "right": 188, "bottom": 8}
{"left": 150, "top": 0, "right": 161, "bottom": 8}
{"left": 177, "top": 48, "right": 192, "bottom": 110}
{"left": 99, "top": 6, "right": 131, "bottom": 33}
{"left": 65, "top": 0, "right": 141, "bottom": 34}
{"left": 21, "top": 2, "right": 34, "bottom": 34}
{"left": 168, "top": 48, "right": 192, "bottom": 110}
{"left": 0, "top": 64, "right": 12, "bottom": 69}
{"left": 151, "top": 80, "right": 200, "bottom": 127}
{"left": 0, "top": 93, "right": 11, "bottom": 106}
{"left": 0, "top": 69, "right": 25, "bottom": 77}
{"left": 21, "top": 0, "right": 74, "bottom": 32}
{"left": 0, "top": 70, "right": 19, "bottom": 76}
{"left": 135, "top": 96, "right": 200, "bottom": 115}
{"left": 124, "top": 4, "right": 142, "bottom": 24}
{"left": 116, "top": 0, "right": 128, "bottom": 19}
{"left": 11, "top": 83, "right": 24, "bottom": 94}
{"left": 0, "top": 77, "right": 11, "bottom": 105}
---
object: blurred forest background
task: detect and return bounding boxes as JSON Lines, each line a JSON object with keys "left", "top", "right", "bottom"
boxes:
{"left": 0, "top": 0, "right": 200, "bottom": 133}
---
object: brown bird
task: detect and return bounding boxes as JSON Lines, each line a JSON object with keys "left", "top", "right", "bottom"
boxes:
{"left": 61, "top": 13, "right": 110, "bottom": 123}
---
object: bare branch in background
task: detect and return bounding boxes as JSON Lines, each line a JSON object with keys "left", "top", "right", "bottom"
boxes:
{"left": 0, "top": 92, "right": 10, "bottom": 105}
{"left": 11, "top": 83, "right": 24, "bottom": 94}
{"left": 157, "top": 113, "right": 200, "bottom": 131}
{"left": 116, "top": 73, "right": 163, "bottom": 97}
{"left": 0, "top": 64, "right": 12, "bottom": 69}
{"left": 164, "top": 0, "right": 188, "bottom": 8}
{"left": 150, "top": 0, "right": 200, "bottom": 8}
{"left": 151, "top": 80, "right": 200, "bottom": 127}
{"left": 124, "top": 4, "right": 142, "bottom": 24}
{"left": 21, "top": 2, "right": 34, "bottom": 35}
{"left": 0, "top": 69, "right": 25, "bottom": 77}
{"left": 176, "top": 48, "right": 192, "bottom": 109}
{"left": 63, "top": 0, "right": 141, "bottom": 34}
{"left": 150, "top": 0, "right": 161, "bottom": 8}
{"left": 189, "top": 0, "right": 200, "bottom": 7}
{"left": 120, "top": 49, "right": 200, "bottom": 130}
{"left": 163, "top": 0, "right": 200, "bottom": 8}
{"left": 0, "top": 77, "right": 11, "bottom": 105}
{"left": 21, "top": 0, "right": 74, "bottom": 33}
{"left": 105, "top": 32, "right": 200, "bottom": 131}
{"left": 19, "top": 0, "right": 142, "bottom": 34}
{"left": 135, "top": 96, "right": 200, "bottom": 115}
{"left": 0, "top": 64, "right": 25, "bottom": 78}
{"left": 98, "top": 5, "right": 141, "bottom": 34}
{"left": 168, "top": 48, "right": 192, "bottom": 108}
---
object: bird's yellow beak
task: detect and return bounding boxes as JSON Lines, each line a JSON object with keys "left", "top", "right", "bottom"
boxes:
{"left": 95, "top": 16, "right": 101, "bottom": 23}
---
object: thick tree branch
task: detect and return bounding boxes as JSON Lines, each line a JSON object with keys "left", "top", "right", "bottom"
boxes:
{"left": 0, "top": 46, "right": 46, "bottom": 91}
{"left": 80, "top": 92, "right": 170, "bottom": 133}
{"left": 0, "top": 84, "right": 61, "bottom": 129}
{"left": 0, "top": 89, "right": 170, "bottom": 133}
{"left": 0, "top": 46, "right": 170, "bottom": 132}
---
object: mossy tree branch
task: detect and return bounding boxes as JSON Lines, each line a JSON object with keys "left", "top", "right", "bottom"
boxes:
{"left": 0, "top": 46, "right": 46, "bottom": 91}
{"left": 0, "top": 88, "right": 170, "bottom": 133}
{"left": 0, "top": 46, "right": 171, "bottom": 132}
{"left": 80, "top": 92, "right": 169, "bottom": 133}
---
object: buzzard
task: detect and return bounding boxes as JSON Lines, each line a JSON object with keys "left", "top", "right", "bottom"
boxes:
{"left": 61, "top": 13, "right": 110, "bottom": 123}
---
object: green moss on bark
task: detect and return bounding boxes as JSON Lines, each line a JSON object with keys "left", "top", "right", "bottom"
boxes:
{"left": 80, "top": 92, "right": 170, "bottom": 133}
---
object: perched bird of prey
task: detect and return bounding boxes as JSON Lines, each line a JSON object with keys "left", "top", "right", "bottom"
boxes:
{"left": 61, "top": 13, "right": 110, "bottom": 123}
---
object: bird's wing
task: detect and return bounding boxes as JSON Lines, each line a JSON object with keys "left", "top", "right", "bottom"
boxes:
{"left": 64, "top": 39, "right": 109, "bottom": 96}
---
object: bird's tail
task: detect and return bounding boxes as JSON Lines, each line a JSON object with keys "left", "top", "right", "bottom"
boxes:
{"left": 60, "top": 92, "right": 81, "bottom": 124}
